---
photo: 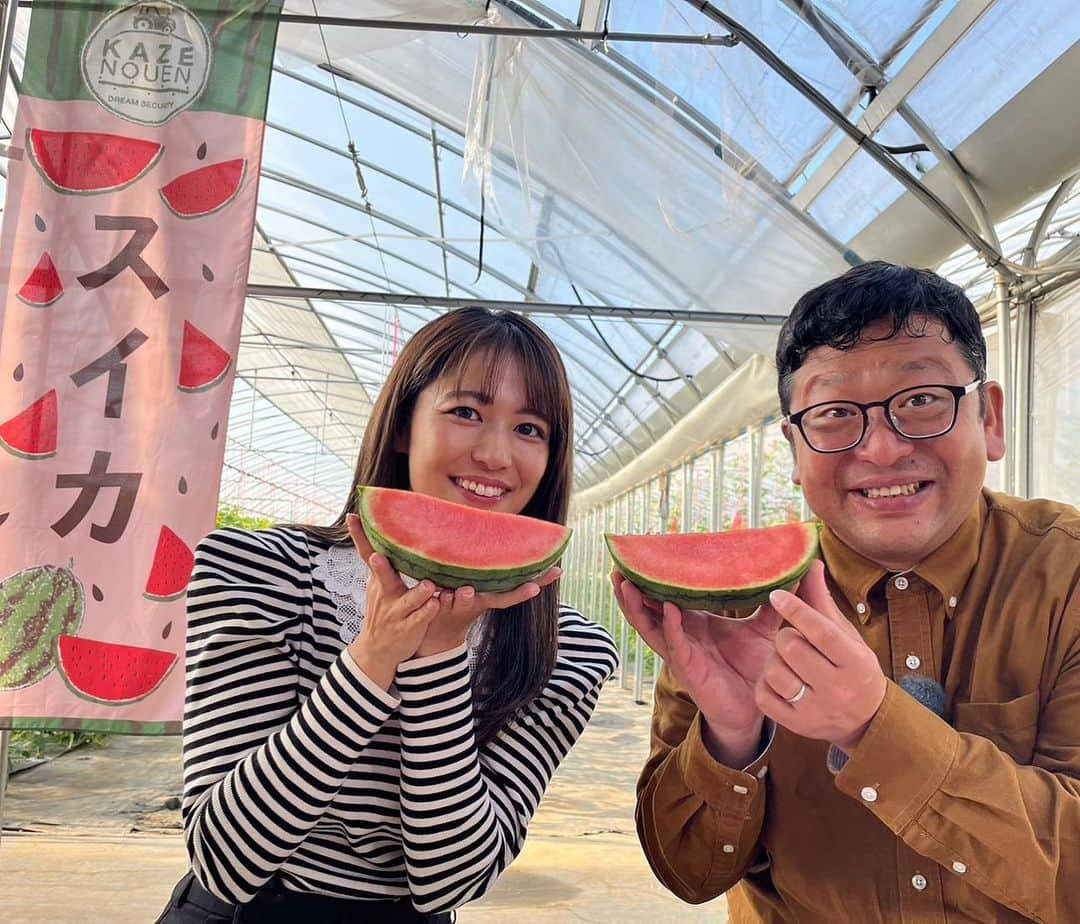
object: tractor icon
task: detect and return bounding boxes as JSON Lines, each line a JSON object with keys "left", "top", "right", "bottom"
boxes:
{"left": 132, "top": 5, "right": 176, "bottom": 33}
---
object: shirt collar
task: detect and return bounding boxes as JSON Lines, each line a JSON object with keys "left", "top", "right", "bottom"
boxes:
{"left": 820, "top": 493, "right": 986, "bottom": 623}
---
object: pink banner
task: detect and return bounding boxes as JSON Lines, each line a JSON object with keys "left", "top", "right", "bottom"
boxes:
{"left": 0, "top": 2, "right": 282, "bottom": 733}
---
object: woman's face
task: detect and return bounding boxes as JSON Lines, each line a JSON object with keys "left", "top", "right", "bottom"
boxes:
{"left": 400, "top": 352, "right": 551, "bottom": 515}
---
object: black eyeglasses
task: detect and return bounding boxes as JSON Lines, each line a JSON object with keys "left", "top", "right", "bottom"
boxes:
{"left": 787, "top": 380, "right": 983, "bottom": 454}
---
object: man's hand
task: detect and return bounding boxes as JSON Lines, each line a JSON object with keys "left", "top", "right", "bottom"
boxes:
{"left": 756, "top": 560, "right": 887, "bottom": 754}
{"left": 613, "top": 570, "right": 784, "bottom": 767}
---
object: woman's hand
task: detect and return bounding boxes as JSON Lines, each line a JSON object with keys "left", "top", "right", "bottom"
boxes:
{"left": 413, "top": 566, "right": 562, "bottom": 658}
{"left": 345, "top": 514, "right": 442, "bottom": 690}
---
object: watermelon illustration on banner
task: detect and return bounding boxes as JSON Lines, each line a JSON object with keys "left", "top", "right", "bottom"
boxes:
{"left": 0, "top": 1, "right": 282, "bottom": 733}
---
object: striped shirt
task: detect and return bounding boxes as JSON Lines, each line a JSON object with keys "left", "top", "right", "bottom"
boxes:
{"left": 181, "top": 526, "right": 618, "bottom": 912}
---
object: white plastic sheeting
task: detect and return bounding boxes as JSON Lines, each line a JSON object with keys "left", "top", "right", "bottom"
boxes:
{"left": 281, "top": 0, "right": 848, "bottom": 313}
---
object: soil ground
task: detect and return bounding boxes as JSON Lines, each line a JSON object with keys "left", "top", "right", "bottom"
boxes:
{"left": 0, "top": 682, "right": 728, "bottom": 923}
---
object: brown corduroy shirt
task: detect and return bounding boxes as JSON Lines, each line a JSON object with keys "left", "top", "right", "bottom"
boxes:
{"left": 636, "top": 489, "right": 1080, "bottom": 923}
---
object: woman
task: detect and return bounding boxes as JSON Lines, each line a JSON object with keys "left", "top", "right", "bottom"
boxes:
{"left": 158, "top": 308, "right": 618, "bottom": 923}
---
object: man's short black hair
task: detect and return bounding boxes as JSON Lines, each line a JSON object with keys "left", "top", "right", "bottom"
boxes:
{"left": 776, "top": 261, "right": 987, "bottom": 415}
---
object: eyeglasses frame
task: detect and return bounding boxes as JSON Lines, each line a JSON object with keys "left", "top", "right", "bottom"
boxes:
{"left": 786, "top": 379, "right": 984, "bottom": 454}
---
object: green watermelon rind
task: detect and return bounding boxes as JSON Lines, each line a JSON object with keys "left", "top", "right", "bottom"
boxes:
{"left": 0, "top": 563, "right": 84, "bottom": 690}
{"left": 0, "top": 438, "right": 58, "bottom": 462}
{"left": 142, "top": 587, "right": 188, "bottom": 603}
{"left": 143, "top": 526, "right": 194, "bottom": 602}
{"left": 25, "top": 126, "right": 163, "bottom": 196}
{"left": 605, "top": 523, "right": 821, "bottom": 615}
{"left": 0, "top": 390, "right": 58, "bottom": 461}
{"left": 56, "top": 635, "right": 177, "bottom": 706}
{"left": 15, "top": 252, "right": 64, "bottom": 308}
{"left": 159, "top": 158, "right": 247, "bottom": 220}
{"left": 15, "top": 288, "right": 64, "bottom": 309}
{"left": 358, "top": 487, "right": 571, "bottom": 593}
{"left": 176, "top": 356, "right": 232, "bottom": 394}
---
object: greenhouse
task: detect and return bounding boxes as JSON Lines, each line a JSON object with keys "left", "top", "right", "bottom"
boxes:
{"left": 1, "top": 1, "right": 1079, "bottom": 921}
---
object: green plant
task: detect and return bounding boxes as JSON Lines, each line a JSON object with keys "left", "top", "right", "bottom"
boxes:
{"left": 215, "top": 505, "right": 273, "bottom": 530}
{"left": 5, "top": 728, "right": 108, "bottom": 778}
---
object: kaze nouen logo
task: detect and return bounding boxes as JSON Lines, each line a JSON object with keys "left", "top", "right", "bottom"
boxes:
{"left": 81, "top": 2, "right": 212, "bottom": 125}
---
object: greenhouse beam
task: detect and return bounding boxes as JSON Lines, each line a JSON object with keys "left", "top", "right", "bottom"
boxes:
{"left": 244, "top": 284, "right": 787, "bottom": 327}
{"left": 691, "top": 0, "right": 1004, "bottom": 272}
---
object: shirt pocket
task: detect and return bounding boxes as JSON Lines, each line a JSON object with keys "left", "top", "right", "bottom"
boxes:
{"left": 951, "top": 691, "right": 1039, "bottom": 765}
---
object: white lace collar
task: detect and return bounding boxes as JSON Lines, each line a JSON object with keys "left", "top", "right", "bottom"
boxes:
{"left": 313, "top": 542, "right": 486, "bottom": 670}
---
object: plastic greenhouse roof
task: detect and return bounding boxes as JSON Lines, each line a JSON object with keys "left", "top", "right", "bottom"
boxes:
{"left": 3, "top": 0, "right": 1079, "bottom": 521}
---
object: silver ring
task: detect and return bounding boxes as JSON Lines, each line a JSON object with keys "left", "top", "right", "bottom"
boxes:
{"left": 785, "top": 681, "right": 808, "bottom": 705}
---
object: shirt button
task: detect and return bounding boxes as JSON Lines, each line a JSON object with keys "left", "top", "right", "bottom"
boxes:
{"left": 733, "top": 784, "right": 749, "bottom": 795}
{"left": 722, "top": 844, "right": 736, "bottom": 854}
{"left": 860, "top": 786, "right": 878, "bottom": 803}
{"left": 894, "top": 575, "right": 909, "bottom": 590}
{"left": 905, "top": 654, "right": 921, "bottom": 670}
{"left": 911, "top": 873, "right": 928, "bottom": 891}
{"left": 952, "top": 861, "right": 967, "bottom": 875}
{"left": 948, "top": 596, "right": 958, "bottom": 607}
{"left": 856, "top": 602, "right": 867, "bottom": 615}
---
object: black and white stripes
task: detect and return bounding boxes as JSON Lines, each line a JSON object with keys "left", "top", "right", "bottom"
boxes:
{"left": 181, "top": 526, "right": 617, "bottom": 912}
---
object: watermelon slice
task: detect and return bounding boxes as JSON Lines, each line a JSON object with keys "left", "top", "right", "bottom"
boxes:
{"left": 160, "top": 158, "right": 246, "bottom": 218}
{"left": 16, "top": 251, "right": 64, "bottom": 307}
{"left": 143, "top": 526, "right": 195, "bottom": 602}
{"left": 0, "top": 390, "right": 58, "bottom": 460}
{"left": 26, "top": 127, "right": 162, "bottom": 195}
{"left": 177, "top": 321, "right": 232, "bottom": 392}
{"left": 57, "top": 635, "right": 176, "bottom": 705}
{"left": 357, "top": 486, "right": 571, "bottom": 592}
{"left": 606, "top": 521, "right": 821, "bottom": 613}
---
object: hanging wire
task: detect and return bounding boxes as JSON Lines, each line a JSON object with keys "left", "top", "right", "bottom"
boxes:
{"left": 312, "top": 0, "right": 394, "bottom": 372}
{"left": 571, "top": 284, "right": 688, "bottom": 383}
{"left": 471, "top": 24, "right": 500, "bottom": 285}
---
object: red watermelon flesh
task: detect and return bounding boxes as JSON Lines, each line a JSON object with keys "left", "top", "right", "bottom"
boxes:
{"left": 177, "top": 321, "right": 232, "bottom": 392}
{"left": 160, "top": 158, "right": 246, "bottom": 218}
{"left": 357, "top": 486, "right": 571, "bottom": 592}
{"left": 144, "top": 526, "right": 195, "bottom": 602}
{"left": 17, "top": 251, "right": 64, "bottom": 306}
{"left": 0, "top": 390, "right": 58, "bottom": 460}
{"left": 606, "top": 522, "right": 821, "bottom": 613}
{"left": 26, "top": 127, "right": 162, "bottom": 195}
{"left": 57, "top": 635, "right": 176, "bottom": 704}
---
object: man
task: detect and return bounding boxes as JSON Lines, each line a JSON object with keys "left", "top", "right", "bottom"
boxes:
{"left": 613, "top": 261, "right": 1080, "bottom": 923}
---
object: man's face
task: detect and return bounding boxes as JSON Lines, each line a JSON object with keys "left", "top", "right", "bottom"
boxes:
{"left": 783, "top": 317, "right": 1005, "bottom": 571}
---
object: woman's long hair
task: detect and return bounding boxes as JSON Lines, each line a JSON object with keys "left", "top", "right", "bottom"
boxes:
{"left": 299, "top": 308, "right": 574, "bottom": 746}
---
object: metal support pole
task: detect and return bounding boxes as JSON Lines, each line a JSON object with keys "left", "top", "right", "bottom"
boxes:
{"left": 617, "top": 487, "right": 630, "bottom": 690}
{"left": 637, "top": 476, "right": 665, "bottom": 703}
{"left": 568, "top": 515, "right": 580, "bottom": 609}
{"left": 584, "top": 509, "right": 597, "bottom": 623}
{"left": 749, "top": 426, "right": 764, "bottom": 528}
{"left": 1013, "top": 294, "right": 1033, "bottom": 498}
{"left": 577, "top": 513, "right": 588, "bottom": 613}
{"left": 0, "top": 728, "right": 10, "bottom": 847}
{"left": 710, "top": 445, "right": 724, "bottom": 530}
{"left": 0, "top": 0, "right": 16, "bottom": 125}
{"left": 994, "top": 275, "right": 1015, "bottom": 495}
{"left": 245, "top": 284, "right": 786, "bottom": 327}
{"left": 682, "top": 459, "right": 693, "bottom": 532}
{"left": 599, "top": 505, "right": 610, "bottom": 634}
